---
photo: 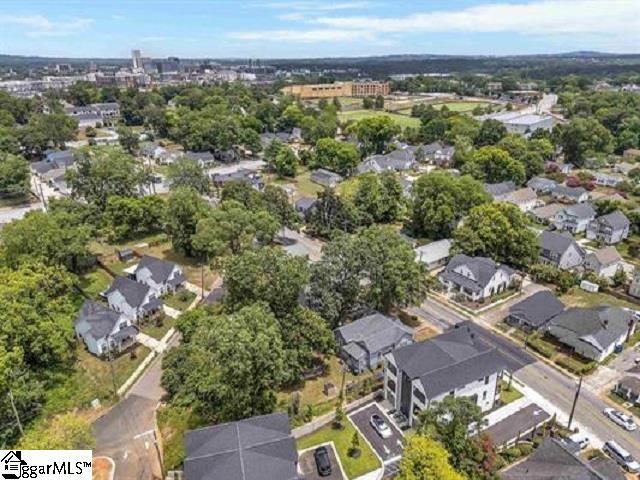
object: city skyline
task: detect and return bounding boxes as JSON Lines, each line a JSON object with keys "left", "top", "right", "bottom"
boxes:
{"left": 0, "top": 0, "right": 638, "bottom": 59}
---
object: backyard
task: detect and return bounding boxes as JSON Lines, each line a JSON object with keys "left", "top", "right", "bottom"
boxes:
{"left": 163, "top": 288, "right": 197, "bottom": 311}
{"left": 77, "top": 267, "right": 112, "bottom": 298}
{"left": 297, "top": 420, "right": 381, "bottom": 479}
{"left": 140, "top": 313, "right": 176, "bottom": 340}
{"left": 266, "top": 167, "right": 324, "bottom": 200}
{"left": 560, "top": 287, "right": 638, "bottom": 310}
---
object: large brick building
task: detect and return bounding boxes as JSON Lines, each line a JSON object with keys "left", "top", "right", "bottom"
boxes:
{"left": 282, "top": 80, "right": 389, "bottom": 99}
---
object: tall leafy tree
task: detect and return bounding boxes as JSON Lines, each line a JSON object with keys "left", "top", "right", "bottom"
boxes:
{"left": 0, "top": 152, "right": 30, "bottom": 197}
{"left": 353, "top": 172, "right": 404, "bottom": 225}
{"left": 306, "top": 188, "right": 359, "bottom": 239}
{"left": 166, "top": 156, "right": 211, "bottom": 194}
{"left": 312, "top": 138, "right": 360, "bottom": 175}
{"left": 474, "top": 119, "right": 507, "bottom": 147}
{"left": 116, "top": 126, "right": 140, "bottom": 155}
{"left": 347, "top": 116, "right": 400, "bottom": 156}
{"left": 165, "top": 186, "right": 209, "bottom": 256}
{"left": 398, "top": 436, "right": 465, "bottom": 480}
{"left": 558, "top": 117, "right": 614, "bottom": 166}
{"left": 102, "top": 195, "right": 166, "bottom": 242}
{"left": 462, "top": 146, "right": 526, "bottom": 185}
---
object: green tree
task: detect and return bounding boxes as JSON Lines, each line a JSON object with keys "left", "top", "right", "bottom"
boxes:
{"left": 102, "top": 195, "right": 166, "bottom": 242}
{"left": 263, "top": 185, "right": 299, "bottom": 229}
{"left": 0, "top": 152, "right": 30, "bottom": 197}
{"left": 354, "top": 172, "right": 404, "bottom": 225}
{"left": 453, "top": 202, "right": 538, "bottom": 268}
{"left": 272, "top": 146, "right": 299, "bottom": 178}
{"left": 21, "top": 113, "right": 78, "bottom": 153}
{"left": 165, "top": 186, "right": 209, "bottom": 256}
{"left": 348, "top": 116, "right": 400, "bottom": 156}
{"left": 398, "top": 436, "right": 465, "bottom": 480}
{"left": 410, "top": 171, "right": 490, "bottom": 239}
{"left": 19, "top": 413, "right": 95, "bottom": 450}
{"left": 375, "top": 95, "right": 385, "bottom": 109}
{"left": 161, "top": 304, "right": 287, "bottom": 422}
{"left": 166, "top": 156, "right": 211, "bottom": 194}
{"left": 66, "top": 146, "right": 146, "bottom": 209}
{"left": 463, "top": 146, "right": 526, "bottom": 185}
{"left": 558, "top": 117, "right": 614, "bottom": 166}
{"left": 362, "top": 97, "right": 374, "bottom": 109}
{"left": 312, "top": 138, "right": 360, "bottom": 175}
{"left": 66, "top": 81, "right": 100, "bottom": 106}
{"left": 306, "top": 188, "right": 359, "bottom": 238}
{"left": 192, "top": 200, "right": 278, "bottom": 259}
{"left": 116, "top": 125, "right": 140, "bottom": 155}
{"left": 474, "top": 119, "right": 507, "bottom": 146}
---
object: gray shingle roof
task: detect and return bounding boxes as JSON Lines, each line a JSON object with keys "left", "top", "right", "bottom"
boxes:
{"left": 563, "top": 203, "right": 596, "bottom": 220}
{"left": 336, "top": 312, "right": 413, "bottom": 356}
{"left": 440, "top": 254, "right": 514, "bottom": 293}
{"left": 184, "top": 412, "right": 298, "bottom": 480}
{"left": 553, "top": 185, "right": 587, "bottom": 199}
{"left": 484, "top": 181, "right": 516, "bottom": 198}
{"left": 597, "top": 211, "right": 631, "bottom": 230}
{"left": 617, "top": 376, "right": 640, "bottom": 395}
{"left": 527, "top": 176, "right": 557, "bottom": 192}
{"left": 539, "top": 230, "right": 583, "bottom": 257}
{"left": 135, "top": 255, "right": 178, "bottom": 285}
{"left": 391, "top": 322, "right": 509, "bottom": 398}
{"left": 75, "top": 299, "right": 121, "bottom": 340}
{"left": 502, "top": 438, "right": 609, "bottom": 480}
{"left": 509, "top": 291, "right": 565, "bottom": 328}
{"left": 105, "top": 276, "right": 151, "bottom": 309}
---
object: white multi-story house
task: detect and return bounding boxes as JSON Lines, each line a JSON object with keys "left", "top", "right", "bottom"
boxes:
{"left": 103, "top": 276, "right": 162, "bottom": 321}
{"left": 538, "top": 230, "right": 586, "bottom": 270}
{"left": 384, "top": 323, "right": 509, "bottom": 426}
{"left": 439, "top": 254, "right": 516, "bottom": 302}
{"left": 133, "top": 255, "right": 186, "bottom": 297}
{"left": 74, "top": 300, "right": 138, "bottom": 357}
{"left": 553, "top": 203, "right": 596, "bottom": 234}
{"left": 587, "top": 211, "right": 631, "bottom": 245}
{"left": 585, "top": 246, "right": 623, "bottom": 279}
{"left": 502, "top": 187, "right": 539, "bottom": 213}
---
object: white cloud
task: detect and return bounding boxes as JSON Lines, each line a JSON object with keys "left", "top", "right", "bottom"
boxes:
{"left": 0, "top": 14, "right": 93, "bottom": 37}
{"left": 229, "top": 28, "right": 375, "bottom": 43}
{"left": 313, "top": 0, "right": 640, "bottom": 36}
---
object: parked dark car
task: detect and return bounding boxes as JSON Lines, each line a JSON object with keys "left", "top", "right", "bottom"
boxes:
{"left": 314, "top": 446, "right": 332, "bottom": 477}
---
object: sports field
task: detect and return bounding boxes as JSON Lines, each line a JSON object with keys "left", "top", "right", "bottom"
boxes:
{"left": 338, "top": 110, "right": 420, "bottom": 128}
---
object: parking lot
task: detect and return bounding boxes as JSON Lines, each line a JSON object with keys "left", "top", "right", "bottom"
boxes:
{"left": 298, "top": 443, "right": 345, "bottom": 480}
{"left": 349, "top": 403, "right": 404, "bottom": 463}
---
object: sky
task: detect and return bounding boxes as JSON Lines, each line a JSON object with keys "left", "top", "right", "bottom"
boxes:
{"left": 0, "top": 0, "right": 638, "bottom": 59}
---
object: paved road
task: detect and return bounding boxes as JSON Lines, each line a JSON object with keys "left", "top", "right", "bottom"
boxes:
{"left": 349, "top": 404, "right": 404, "bottom": 463}
{"left": 415, "top": 297, "right": 640, "bottom": 460}
{"left": 93, "top": 334, "right": 180, "bottom": 480}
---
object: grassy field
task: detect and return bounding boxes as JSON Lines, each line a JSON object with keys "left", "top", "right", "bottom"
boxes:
{"left": 77, "top": 267, "right": 112, "bottom": 299}
{"left": 432, "top": 101, "right": 490, "bottom": 112}
{"left": 163, "top": 289, "right": 197, "bottom": 311}
{"left": 297, "top": 421, "right": 381, "bottom": 479}
{"left": 140, "top": 314, "right": 176, "bottom": 340}
{"left": 338, "top": 110, "right": 420, "bottom": 129}
{"left": 560, "top": 287, "right": 638, "bottom": 310}
{"left": 266, "top": 167, "right": 324, "bottom": 200}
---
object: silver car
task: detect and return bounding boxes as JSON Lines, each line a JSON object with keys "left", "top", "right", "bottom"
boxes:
{"left": 604, "top": 408, "right": 637, "bottom": 431}
{"left": 370, "top": 414, "right": 392, "bottom": 439}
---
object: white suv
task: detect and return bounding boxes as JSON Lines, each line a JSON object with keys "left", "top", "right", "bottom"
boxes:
{"left": 603, "top": 408, "right": 637, "bottom": 431}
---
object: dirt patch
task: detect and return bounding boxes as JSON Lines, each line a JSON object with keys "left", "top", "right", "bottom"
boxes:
{"left": 92, "top": 457, "right": 113, "bottom": 480}
{"left": 414, "top": 324, "right": 438, "bottom": 341}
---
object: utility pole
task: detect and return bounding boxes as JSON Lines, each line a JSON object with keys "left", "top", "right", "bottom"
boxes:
{"left": 8, "top": 389, "right": 23, "bottom": 435}
{"left": 568, "top": 376, "right": 583, "bottom": 431}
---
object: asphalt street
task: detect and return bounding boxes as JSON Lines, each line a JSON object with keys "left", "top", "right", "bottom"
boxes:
{"left": 414, "top": 297, "right": 640, "bottom": 461}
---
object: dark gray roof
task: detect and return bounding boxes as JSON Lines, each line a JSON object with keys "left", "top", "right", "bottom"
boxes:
{"left": 553, "top": 185, "right": 587, "bottom": 199}
{"left": 563, "top": 203, "right": 596, "bottom": 220}
{"left": 184, "top": 412, "right": 298, "bottom": 480}
{"left": 617, "top": 376, "right": 640, "bottom": 395}
{"left": 597, "top": 211, "right": 630, "bottom": 230}
{"left": 484, "top": 181, "right": 516, "bottom": 198}
{"left": 502, "top": 438, "right": 608, "bottom": 480}
{"left": 509, "top": 291, "right": 565, "bottom": 328}
{"left": 527, "top": 176, "right": 557, "bottom": 191}
{"left": 135, "top": 255, "right": 178, "bottom": 284}
{"left": 548, "top": 306, "right": 633, "bottom": 354}
{"left": 392, "top": 322, "right": 509, "bottom": 398}
{"left": 357, "top": 150, "right": 416, "bottom": 173}
{"left": 204, "top": 286, "right": 227, "bottom": 305}
{"left": 310, "top": 168, "right": 343, "bottom": 184}
{"left": 30, "top": 160, "right": 55, "bottom": 174}
{"left": 111, "top": 325, "right": 139, "bottom": 342}
{"left": 588, "top": 457, "right": 626, "bottom": 480}
{"left": 440, "top": 254, "right": 514, "bottom": 293}
{"left": 185, "top": 151, "right": 215, "bottom": 162}
{"left": 75, "top": 299, "right": 121, "bottom": 340}
{"left": 295, "top": 197, "right": 317, "bottom": 212}
{"left": 336, "top": 312, "right": 413, "bottom": 356}
{"left": 45, "top": 149, "right": 75, "bottom": 168}
{"left": 483, "top": 403, "right": 550, "bottom": 447}
{"left": 539, "top": 230, "right": 583, "bottom": 257}
{"left": 105, "top": 276, "right": 151, "bottom": 309}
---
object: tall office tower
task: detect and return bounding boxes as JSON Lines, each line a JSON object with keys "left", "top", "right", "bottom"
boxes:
{"left": 132, "top": 49, "right": 143, "bottom": 70}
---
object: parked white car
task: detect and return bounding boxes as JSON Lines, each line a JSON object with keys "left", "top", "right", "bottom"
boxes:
{"left": 370, "top": 414, "right": 392, "bottom": 439}
{"left": 568, "top": 433, "right": 590, "bottom": 450}
{"left": 604, "top": 440, "right": 640, "bottom": 472}
{"left": 604, "top": 408, "right": 637, "bottom": 431}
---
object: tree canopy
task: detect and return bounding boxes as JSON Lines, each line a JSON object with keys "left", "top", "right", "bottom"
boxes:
{"left": 398, "top": 436, "right": 465, "bottom": 480}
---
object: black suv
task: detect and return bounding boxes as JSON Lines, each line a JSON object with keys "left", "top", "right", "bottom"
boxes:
{"left": 314, "top": 446, "right": 332, "bottom": 477}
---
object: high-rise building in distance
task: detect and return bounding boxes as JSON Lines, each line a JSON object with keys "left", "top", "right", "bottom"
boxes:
{"left": 132, "top": 49, "right": 143, "bottom": 71}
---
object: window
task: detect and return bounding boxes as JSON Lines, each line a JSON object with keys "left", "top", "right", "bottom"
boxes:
{"left": 387, "top": 379, "right": 396, "bottom": 392}
{"left": 484, "top": 376, "right": 490, "bottom": 385}
{"left": 449, "top": 390, "right": 455, "bottom": 396}
{"left": 482, "top": 391, "right": 487, "bottom": 400}
{"left": 387, "top": 363, "right": 397, "bottom": 376}
{"left": 413, "top": 388, "right": 426, "bottom": 405}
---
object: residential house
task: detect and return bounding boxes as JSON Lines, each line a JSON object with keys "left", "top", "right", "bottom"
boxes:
{"left": 294, "top": 197, "right": 317, "bottom": 218}
{"left": 185, "top": 150, "right": 216, "bottom": 168}
{"left": 502, "top": 438, "right": 624, "bottom": 480}
{"left": 356, "top": 149, "right": 417, "bottom": 174}
{"left": 587, "top": 211, "right": 630, "bottom": 245}
{"left": 422, "top": 142, "right": 455, "bottom": 166}
{"left": 133, "top": 255, "right": 186, "bottom": 296}
{"left": 614, "top": 376, "right": 640, "bottom": 405}
{"left": 594, "top": 172, "right": 624, "bottom": 187}
{"left": 74, "top": 300, "right": 138, "bottom": 357}
{"left": 310, "top": 168, "right": 343, "bottom": 188}
{"left": 615, "top": 162, "right": 637, "bottom": 176}
{"left": 65, "top": 102, "right": 120, "bottom": 127}
{"left": 506, "top": 291, "right": 565, "bottom": 332}
{"left": 553, "top": 203, "right": 596, "bottom": 234}
{"left": 630, "top": 269, "right": 640, "bottom": 299}
{"left": 585, "top": 246, "right": 623, "bottom": 279}
{"left": 546, "top": 306, "right": 634, "bottom": 362}
{"left": 484, "top": 181, "right": 516, "bottom": 200}
{"left": 538, "top": 230, "right": 586, "bottom": 270}
{"left": 184, "top": 412, "right": 299, "bottom": 480}
{"left": 530, "top": 203, "right": 564, "bottom": 224}
{"left": 527, "top": 176, "right": 558, "bottom": 194}
{"left": 384, "top": 322, "right": 510, "bottom": 426}
{"left": 439, "top": 254, "right": 516, "bottom": 302}
{"left": 552, "top": 185, "right": 589, "bottom": 204}
{"left": 104, "top": 276, "right": 162, "bottom": 322}
{"left": 415, "top": 239, "right": 452, "bottom": 270}
{"left": 30, "top": 149, "right": 76, "bottom": 179}
{"left": 503, "top": 187, "right": 539, "bottom": 212}
{"left": 211, "top": 168, "right": 264, "bottom": 191}
{"left": 335, "top": 312, "right": 414, "bottom": 373}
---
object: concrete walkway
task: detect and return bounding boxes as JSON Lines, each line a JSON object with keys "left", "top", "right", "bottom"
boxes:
{"left": 162, "top": 304, "right": 181, "bottom": 319}
{"left": 135, "top": 332, "right": 161, "bottom": 351}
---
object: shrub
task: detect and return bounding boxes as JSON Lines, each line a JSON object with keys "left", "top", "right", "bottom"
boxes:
{"left": 526, "top": 335, "right": 555, "bottom": 359}
{"left": 518, "top": 443, "right": 534, "bottom": 456}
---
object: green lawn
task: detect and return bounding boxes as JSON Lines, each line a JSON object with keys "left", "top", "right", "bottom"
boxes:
{"left": 157, "top": 406, "right": 206, "bottom": 471}
{"left": 338, "top": 110, "right": 420, "bottom": 129}
{"left": 0, "top": 194, "right": 36, "bottom": 208}
{"left": 500, "top": 380, "right": 523, "bottom": 405}
{"left": 432, "top": 101, "right": 490, "bottom": 112}
{"left": 77, "top": 267, "right": 112, "bottom": 298}
{"left": 297, "top": 420, "right": 381, "bottom": 479}
{"left": 140, "top": 314, "right": 176, "bottom": 340}
{"left": 163, "top": 289, "right": 197, "bottom": 311}
{"left": 560, "top": 287, "right": 638, "bottom": 310}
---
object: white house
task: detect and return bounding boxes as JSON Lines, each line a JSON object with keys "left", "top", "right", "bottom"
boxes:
{"left": 74, "top": 300, "right": 138, "bottom": 356}
{"left": 439, "top": 254, "right": 516, "bottom": 302}
{"left": 587, "top": 211, "right": 631, "bottom": 245}
{"left": 585, "top": 246, "right": 623, "bottom": 279}
{"left": 104, "top": 276, "right": 162, "bottom": 321}
{"left": 384, "top": 322, "right": 509, "bottom": 426}
{"left": 502, "top": 187, "right": 539, "bottom": 212}
{"left": 553, "top": 203, "right": 596, "bottom": 234}
{"left": 133, "top": 255, "right": 186, "bottom": 296}
{"left": 538, "top": 230, "right": 586, "bottom": 270}
{"left": 415, "top": 239, "right": 452, "bottom": 270}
